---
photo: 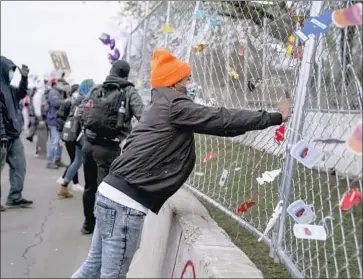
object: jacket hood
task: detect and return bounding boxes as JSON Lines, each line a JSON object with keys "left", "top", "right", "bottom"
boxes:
{"left": 0, "top": 56, "right": 17, "bottom": 86}
{"left": 103, "top": 74, "right": 134, "bottom": 89}
{"left": 109, "top": 60, "right": 130, "bottom": 78}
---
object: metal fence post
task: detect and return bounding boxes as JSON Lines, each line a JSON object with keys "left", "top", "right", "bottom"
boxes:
{"left": 126, "top": 24, "right": 132, "bottom": 63}
{"left": 316, "top": 35, "right": 323, "bottom": 109}
{"left": 185, "top": 1, "right": 200, "bottom": 63}
{"left": 164, "top": 0, "right": 171, "bottom": 48}
{"left": 140, "top": 1, "right": 150, "bottom": 89}
{"left": 262, "top": 17, "right": 268, "bottom": 107}
{"left": 271, "top": 0, "right": 324, "bottom": 269}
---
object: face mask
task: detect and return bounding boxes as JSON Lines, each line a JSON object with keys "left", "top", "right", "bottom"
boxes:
{"left": 9, "top": 70, "right": 14, "bottom": 82}
{"left": 179, "top": 82, "right": 197, "bottom": 101}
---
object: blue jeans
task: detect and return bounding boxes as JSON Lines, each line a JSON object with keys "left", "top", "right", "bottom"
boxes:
{"left": 46, "top": 125, "right": 62, "bottom": 163}
{"left": 72, "top": 193, "right": 146, "bottom": 278}
{"left": 0, "top": 138, "right": 26, "bottom": 203}
{"left": 63, "top": 137, "right": 84, "bottom": 185}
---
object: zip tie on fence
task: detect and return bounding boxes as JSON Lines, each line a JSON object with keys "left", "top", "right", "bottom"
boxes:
{"left": 318, "top": 216, "right": 334, "bottom": 236}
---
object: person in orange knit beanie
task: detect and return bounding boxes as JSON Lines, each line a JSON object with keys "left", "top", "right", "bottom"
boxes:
{"left": 72, "top": 49, "right": 292, "bottom": 278}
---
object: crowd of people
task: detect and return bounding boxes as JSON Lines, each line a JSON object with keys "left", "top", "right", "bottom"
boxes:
{"left": 0, "top": 50, "right": 291, "bottom": 278}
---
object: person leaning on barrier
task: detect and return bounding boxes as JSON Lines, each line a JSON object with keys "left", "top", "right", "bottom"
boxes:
{"left": 71, "top": 49, "right": 292, "bottom": 278}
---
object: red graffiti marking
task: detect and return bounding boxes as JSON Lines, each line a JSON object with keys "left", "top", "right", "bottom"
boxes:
{"left": 180, "top": 260, "right": 196, "bottom": 279}
{"left": 170, "top": 232, "right": 196, "bottom": 279}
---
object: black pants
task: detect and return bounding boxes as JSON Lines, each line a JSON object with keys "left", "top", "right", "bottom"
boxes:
{"left": 62, "top": 142, "right": 79, "bottom": 184}
{"left": 82, "top": 138, "right": 121, "bottom": 229}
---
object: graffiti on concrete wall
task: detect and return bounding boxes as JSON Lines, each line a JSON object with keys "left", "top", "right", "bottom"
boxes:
{"left": 170, "top": 232, "right": 196, "bottom": 279}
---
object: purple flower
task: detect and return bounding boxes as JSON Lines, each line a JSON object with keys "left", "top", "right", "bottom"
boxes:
{"left": 99, "top": 33, "right": 111, "bottom": 45}
{"left": 109, "top": 39, "right": 116, "bottom": 50}
{"left": 113, "top": 48, "right": 120, "bottom": 60}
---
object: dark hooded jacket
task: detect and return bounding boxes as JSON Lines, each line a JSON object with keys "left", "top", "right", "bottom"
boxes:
{"left": 84, "top": 60, "right": 144, "bottom": 143}
{"left": 0, "top": 56, "right": 28, "bottom": 139}
{"left": 0, "top": 103, "right": 5, "bottom": 139}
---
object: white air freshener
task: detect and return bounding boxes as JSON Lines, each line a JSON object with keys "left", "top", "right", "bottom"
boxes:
{"left": 293, "top": 224, "right": 327, "bottom": 241}
{"left": 287, "top": 199, "right": 316, "bottom": 224}
{"left": 290, "top": 140, "right": 324, "bottom": 169}
{"left": 219, "top": 169, "right": 229, "bottom": 187}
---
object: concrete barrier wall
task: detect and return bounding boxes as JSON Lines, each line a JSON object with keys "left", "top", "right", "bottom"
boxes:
{"left": 128, "top": 188, "right": 263, "bottom": 278}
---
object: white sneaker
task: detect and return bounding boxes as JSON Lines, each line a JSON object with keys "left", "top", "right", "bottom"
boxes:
{"left": 56, "top": 177, "right": 65, "bottom": 184}
{"left": 72, "top": 184, "right": 84, "bottom": 192}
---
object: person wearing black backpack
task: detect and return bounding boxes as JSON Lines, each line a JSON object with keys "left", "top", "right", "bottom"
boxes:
{"left": 80, "top": 60, "right": 144, "bottom": 234}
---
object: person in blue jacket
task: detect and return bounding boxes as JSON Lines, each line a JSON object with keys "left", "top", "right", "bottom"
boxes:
{"left": 0, "top": 56, "right": 33, "bottom": 209}
{"left": 45, "top": 77, "right": 71, "bottom": 169}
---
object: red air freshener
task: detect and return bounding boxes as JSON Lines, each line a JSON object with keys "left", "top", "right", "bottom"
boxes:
{"left": 235, "top": 201, "right": 255, "bottom": 214}
{"left": 274, "top": 124, "right": 286, "bottom": 145}
{"left": 235, "top": 192, "right": 259, "bottom": 214}
{"left": 339, "top": 188, "right": 362, "bottom": 211}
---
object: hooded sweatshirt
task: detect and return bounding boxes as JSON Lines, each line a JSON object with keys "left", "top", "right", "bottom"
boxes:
{"left": 0, "top": 56, "right": 28, "bottom": 139}
{"left": 46, "top": 86, "right": 69, "bottom": 127}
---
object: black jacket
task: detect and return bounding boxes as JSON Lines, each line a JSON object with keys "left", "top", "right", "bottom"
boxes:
{"left": 0, "top": 56, "right": 28, "bottom": 139}
{"left": 104, "top": 87, "right": 283, "bottom": 214}
{"left": 0, "top": 102, "right": 5, "bottom": 139}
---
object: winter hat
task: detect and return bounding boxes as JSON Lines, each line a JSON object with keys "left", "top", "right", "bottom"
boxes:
{"left": 78, "top": 79, "right": 95, "bottom": 96}
{"left": 150, "top": 49, "right": 191, "bottom": 88}
{"left": 71, "top": 84, "right": 79, "bottom": 94}
{"left": 110, "top": 60, "right": 130, "bottom": 78}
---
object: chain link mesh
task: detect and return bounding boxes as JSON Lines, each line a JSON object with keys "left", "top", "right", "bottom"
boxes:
{"left": 126, "top": 1, "right": 362, "bottom": 278}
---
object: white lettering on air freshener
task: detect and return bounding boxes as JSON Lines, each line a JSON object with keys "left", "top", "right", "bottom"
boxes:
{"left": 219, "top": 169, "right": 229, "bottom": 187}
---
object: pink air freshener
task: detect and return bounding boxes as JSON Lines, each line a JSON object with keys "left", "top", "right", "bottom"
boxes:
{"left": 203, "top": 152, "right": 217, "bottom": 163}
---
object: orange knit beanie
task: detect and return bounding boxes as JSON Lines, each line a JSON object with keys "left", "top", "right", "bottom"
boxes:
{"left": 150, "top": 49, "right": 192, "bottom": 88}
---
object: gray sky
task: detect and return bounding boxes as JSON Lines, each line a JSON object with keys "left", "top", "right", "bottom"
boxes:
{"left": 1, "top": 1, "right": 124, "bottom": 84}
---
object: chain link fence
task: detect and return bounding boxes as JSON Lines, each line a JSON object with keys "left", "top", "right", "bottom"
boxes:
{"left": 125, "top": 1, "right": 362, "bottom": 278}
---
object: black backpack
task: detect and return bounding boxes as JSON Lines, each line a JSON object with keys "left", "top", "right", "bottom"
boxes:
{"left": 61, "top": 106, "right": 82, "bottom": 143}
{"left": 83, "top": 85, "right": 127, "bottom": 139}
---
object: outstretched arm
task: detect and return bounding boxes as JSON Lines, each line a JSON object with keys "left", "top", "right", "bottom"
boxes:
{"left": 11, "top": 75, "right": 28, "bottom": 102}
{"left": 169, "top": 97, "right": 282, "bottom": 137}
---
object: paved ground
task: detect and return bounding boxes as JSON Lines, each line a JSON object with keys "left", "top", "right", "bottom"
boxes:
{"left": 1, "top": 138, "right": 91, "bottom": 278}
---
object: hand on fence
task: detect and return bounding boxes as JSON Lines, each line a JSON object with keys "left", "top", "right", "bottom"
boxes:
{"left": 277, "top": 99, "right": 292, "bottom": 122}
